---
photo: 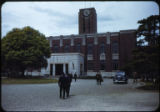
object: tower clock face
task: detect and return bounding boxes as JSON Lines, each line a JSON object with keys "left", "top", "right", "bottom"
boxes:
{"left": 83, "top": 9, "right": 90, "bottom": 16}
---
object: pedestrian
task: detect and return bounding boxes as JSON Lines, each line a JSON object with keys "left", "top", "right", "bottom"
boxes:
{"left": 74, "top": 73, "right": 77, "bottom": 82}
{"left": 58, "top": 72, "right": 67, "bottom": 99}
{"left": 96, "top": 72, "right": 103, "bottom": 85}
{"left": 66, "top": 73, "right": 72, "bottom": 97}
{"left": 133, "top": 72, "right": 138, "bottom": 83}
{"left": 96, "top": 72, "right": 99, "bottom": 85}
{"left": 99, "top": 73, "right": 103, "bottom": 85}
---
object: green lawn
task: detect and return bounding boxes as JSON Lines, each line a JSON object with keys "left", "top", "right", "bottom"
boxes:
{"left": 1, "top": 78, "right": 58, "bottom": 84}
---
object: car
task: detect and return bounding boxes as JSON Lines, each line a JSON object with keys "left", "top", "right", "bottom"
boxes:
{"left": 113, "top": 71, "right": 128, "bottom": 84}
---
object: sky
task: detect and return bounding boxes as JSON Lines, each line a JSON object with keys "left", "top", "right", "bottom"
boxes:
{"left": 1, "top": 1, "right": 159, "bottom": 38}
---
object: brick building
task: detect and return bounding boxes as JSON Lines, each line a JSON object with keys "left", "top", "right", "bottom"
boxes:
{"left": 26, "top": 8, "right": 137, "bottom": 77}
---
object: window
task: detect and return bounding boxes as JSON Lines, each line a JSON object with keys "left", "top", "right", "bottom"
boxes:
{"left": 112, "top": 60, "right": 119, "bottom": 70}
{"left": 112, "top": 42, "right": 119, "bottom": 53}
{"left": 75, "top": 43, "right": 81, "bottom": 52}
{"left": 100, "top": 61, "right": 105, "bottom": 70}
{"left": 53, "top": 45, "right": 59, "bottom": 53}
{"left": 87, "top": 43, "right": 93, "bottom": 54}
{"left": 100, "top": 43, "right": 105, "bottom": 54}
{"left": 64, "top": 45, "right": 70, "bottom": 52}
{"left": 87, "top": 62, "right": 93, "bottom": 70}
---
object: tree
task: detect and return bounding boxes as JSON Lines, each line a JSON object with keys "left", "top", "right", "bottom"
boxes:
{"left": 121, "top": 15, "right": 160, "bottom": 81}
{"left": 1, "top": 26, "right": 51, "bottom": 77}
{"left": 136, "top": 15, "right": 159, "bottom": 79}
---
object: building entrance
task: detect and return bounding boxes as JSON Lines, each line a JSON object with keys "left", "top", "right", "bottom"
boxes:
{"left": 55, "top": 64, "right": 63, "bottom": 75}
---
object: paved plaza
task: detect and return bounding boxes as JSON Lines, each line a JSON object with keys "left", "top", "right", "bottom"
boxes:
{"left": 1, "top": 78, "right": 159, "bottom": 111}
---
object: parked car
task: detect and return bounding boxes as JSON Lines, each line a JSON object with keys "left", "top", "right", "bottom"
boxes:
{"left": 113, "top": 71, "right": 128, "bottom": 84}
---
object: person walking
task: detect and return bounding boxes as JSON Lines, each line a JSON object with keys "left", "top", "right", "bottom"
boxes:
{"left": 96, "top": 72, "right": 103, "bottom": 85}
{"left": 96, "top": 72, "right": 99, "bottom": 85}
{"left": 58, "top": 72, "right": 67, "bottom": 99}
{"left": 74, "top": 73, "right": 77, "bottom": 82}
{"left": 133, "top": 72, "right": 138, "bottom": 83}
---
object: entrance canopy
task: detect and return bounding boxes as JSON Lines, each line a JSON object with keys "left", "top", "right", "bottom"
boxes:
{"left": 47, "top": 53, "right": 84, "bottom": 76}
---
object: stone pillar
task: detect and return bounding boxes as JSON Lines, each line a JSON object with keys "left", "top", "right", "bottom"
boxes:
{"left": 60, "top": 35, "right": 63, "bottom": 52}
{"left": 71, "top": 35, "right": 74, "bottom": 46}
{"left": 71, "top": 35, "right": 74, "bottom": 52}
{"left": 49, "top": 39, "right": 52, "bottom": 47}
{"left": 94, "top": 34, "right": 98, "bottom": 45}
{"left": 53, "top": 64, "right": 55, "bottom": 76}
{"left": 106, "top": 32, "right": 112, "bottom": 72}
{"left": 82, "top": 35, "right": 87, "bottom": 73}
{"left": 82, "top": 35, "right": 86, "bottom": 46}
{"left": 94, "top": 34, "right": 99, "bottom": 72}
{"left": 106, "top": 32, "right": 110, "bottom": 45}
{"left": 60, "top": 35, "right": 63, "bottom": 47}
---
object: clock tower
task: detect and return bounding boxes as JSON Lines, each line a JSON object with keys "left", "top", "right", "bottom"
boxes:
{"left": 79, "top": 8, "right": 97, "bottom": 34}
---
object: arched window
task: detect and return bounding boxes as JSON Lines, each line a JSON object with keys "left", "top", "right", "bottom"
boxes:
{"left": 64, "top": 44, "right": 70, "bottom": 52}
{"left": 100, "top": 43, "right": 105, "bottom": 54}
{"left": 87, "top": 43, "right": 93, "bottom": 54}
{"left": 112, "top": 42, "right": 119, "bottom": 53}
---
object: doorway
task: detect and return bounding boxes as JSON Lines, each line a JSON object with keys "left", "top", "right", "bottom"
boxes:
{"left": 66, "top": 64, "right": 68, "bottom": 74}
{"left": 55, "top": 64, "right": 63, "bottom": 76}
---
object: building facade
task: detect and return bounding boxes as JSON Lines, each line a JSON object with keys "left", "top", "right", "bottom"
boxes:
{"left": 26, "top": 8, "right": 137, "bottom": 77}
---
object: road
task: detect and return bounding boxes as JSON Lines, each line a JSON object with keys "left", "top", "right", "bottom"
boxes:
{"left": 1, "top": 78, "right": 159, "bottom": 111}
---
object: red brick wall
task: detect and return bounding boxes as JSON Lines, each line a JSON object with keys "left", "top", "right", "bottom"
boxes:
{"left": 110, "top": 35, "right": 120, "bottom": 70}
{"left": 119, "top": 32, "right": 136, "bottom": 68}
{"left": 50, "top": 31, "right": 136, "bottom": 72}
{"left": 79, "top": 8, "right": 97, "bottom": 34}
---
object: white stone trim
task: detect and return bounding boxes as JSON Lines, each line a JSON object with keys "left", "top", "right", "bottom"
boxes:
{"left": 49, "top": 40, "right": 52, "bottom": 47}
{"left": 82, "top": 35, "right": 86, "bottom": 45}
{"left": 112, "top": 53, "right": 119, "bottom": 60}
{"left": 106, "top": 32, "right": 110, "bottom": 44}
{"left": 94, "top": 34, "right": 98, "bottom": 45}
{"left": 87, "top": 71, "right": 117, "bottom": 77}
{"left": 71, "top": 36, "right": 74, "bottom": 46}
{"left": 110, "top": 32, "right": 119, "bottom": 37}
{"left": 60, "top": 36, "right": 63, "bottom": 47}
{"left": 120, "top": 30, "right": 136, "bottom": 34}
{"left": 51, "top": 53, "right": 84, "bottom": 57}
{"left": 87, "top": 54, "right": 93, "bottom": 60}
{"left": 100, "top": 53, "right": 106, "bottom": 60}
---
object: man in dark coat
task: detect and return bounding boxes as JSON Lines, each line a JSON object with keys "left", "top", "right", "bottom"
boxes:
{"left": 58, "top": 72, "right": 67, "bottom": 99}
{"left": 96, "top": 72, "right": 103, "bottom": 85}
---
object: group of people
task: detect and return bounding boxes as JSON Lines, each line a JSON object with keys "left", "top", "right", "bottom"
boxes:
{"left": 58, "top": 72, "right": 77, "bottom": 99}
{"left": 96, "top": 72, "right": 103, "bottom": 85}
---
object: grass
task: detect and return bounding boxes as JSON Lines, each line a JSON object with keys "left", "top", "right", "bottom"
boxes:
{"left": 1, "top": 78, "right": 58, "bottom": 84}
{"left": 137, "top": 81, "right": 159, "bottom": 91}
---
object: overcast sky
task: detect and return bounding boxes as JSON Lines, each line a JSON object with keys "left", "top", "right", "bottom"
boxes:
{"left": 1, "top": 1, "right": 159, "bottom": 38}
